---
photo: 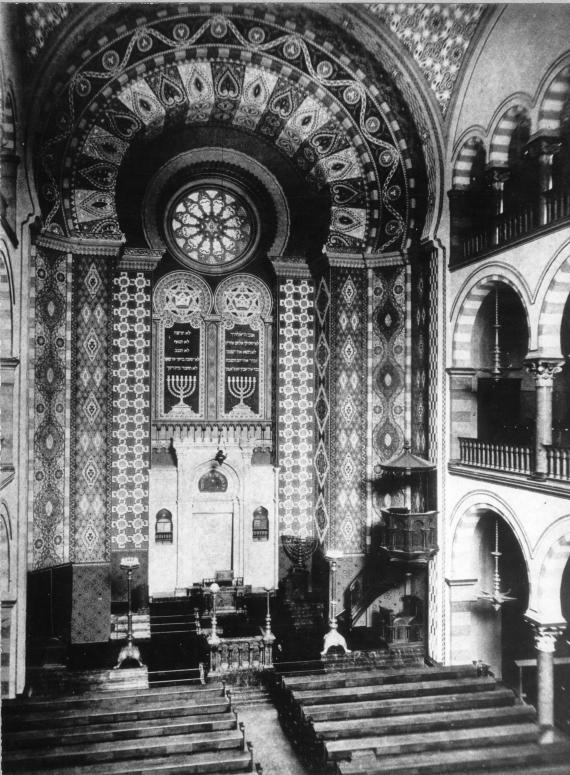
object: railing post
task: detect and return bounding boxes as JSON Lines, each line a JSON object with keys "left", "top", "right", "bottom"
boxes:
{"left": 524, "top": 358, "right": 564, "bottom": 479}
{"left": 486, "top": 167, "right": 510, "bottom": 246}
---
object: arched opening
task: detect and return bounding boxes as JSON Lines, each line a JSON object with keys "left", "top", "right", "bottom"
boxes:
{"left": 472, "top": 284, "right": 531, "bottom": 446}
{"left": 450, "top": 508, "right": 531, "bottom": 682}
{"left": 503, "top": 112, "right": 538, "bottom": 216}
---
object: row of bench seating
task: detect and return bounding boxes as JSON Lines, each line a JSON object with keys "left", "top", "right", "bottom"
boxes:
{"left": 276, "top": 661, "right": 570, "bottom": 774}
{"left": 2, "top": 682, "right": 257, "bottom": 774}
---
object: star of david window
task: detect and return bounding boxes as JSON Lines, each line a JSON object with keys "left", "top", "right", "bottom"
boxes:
{"left": 167, "top": 185, "right": 258, "bottom": 274}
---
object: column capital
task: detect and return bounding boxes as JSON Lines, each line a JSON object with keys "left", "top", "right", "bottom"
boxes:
{"left": 268, "top": 254, "right": 312, "bottom": 278}
{"left": 36, "top": 231, "right": 124, "bottom": 256}
{"left": 485, "top": 166, "right": 510, "bottom": 189}
{"left": 523, "top": 358, "right": 565, "bottom": 386}
{"left": 118, "top": 246, "right": 164, "bottom": 272}
{"left": 524, "top": 134, "right": 563, "bottom": 161}
{"left": 325, "top": 250, "right": 366, "bottom": 269}
{"left": 525, "top": 619, "right": 566, "bottom": 652}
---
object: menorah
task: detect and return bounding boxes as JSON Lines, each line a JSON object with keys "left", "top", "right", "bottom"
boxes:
{"left": 281, "top": 535, "right": 319, "bottom": 571}
{"left": 167, "top": 374, "right": 196, "bottom": 407}
{"left": 227, "top": 375, "right": 256, "bottom": 407}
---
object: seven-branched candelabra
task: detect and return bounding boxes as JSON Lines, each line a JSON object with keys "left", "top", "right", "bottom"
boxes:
{"left": 167, "top": 374, "right": 197, "bottom": 407}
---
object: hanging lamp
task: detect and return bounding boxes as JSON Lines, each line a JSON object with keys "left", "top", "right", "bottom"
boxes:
{"left": 478, "top": 518, "right": 517, "bottom": 612}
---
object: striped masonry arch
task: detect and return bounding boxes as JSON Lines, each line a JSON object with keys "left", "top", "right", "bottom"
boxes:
{"left": 452, "top": 136, "right": 486, "bottom": 190}
{"left": 0, "top": 89, "right": 15, "bottom": 153}
{"left": 0, "top": 250, "right": 12, "bottom": 356}
{"left": 451, "top": 507, "right": 480, "bottom": 577}
{"left": 537, "top": 254, "right": 570, "bottom": 356}
{"left": 538, "top": 64, "right": 570, "bottom": 135}
{"left": 536, "top": 530, "right": 570, "bottom": 622}
{"left": 452, "top": 275, "right": 529, "bottom": 368}
{"left": 489, "top": 105, "right": 529, "bottom": 167}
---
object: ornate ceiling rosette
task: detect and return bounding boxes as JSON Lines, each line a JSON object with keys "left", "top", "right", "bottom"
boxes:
{"left": 34, "top": 4, "right": 427, "bottom": 254}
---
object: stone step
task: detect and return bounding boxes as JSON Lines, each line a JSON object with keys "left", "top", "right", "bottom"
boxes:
{"left": 3, "top": 711, "right": 238, "bottom": 749}
{"left": 2, "top": 698, "right": 231, "bottom": 731}
{"left": 337, "top": 741, "right": 570, "bottom": 775}
{"left": 302, "top": 688, "right": 516, "bottom": 722}
{"left": 297, "top": 676, "right": 498, "bottom": 706}
{"left": 9, "top": 749, "right": 254, "bottom": 775}
{"left": 4, "top": 729, "right": 245, "bottom": 770}
{"left": 283, "top": 664, "right": 478, "bottom": 691}
{"left": 3, "top": 684, "right": 224, "bottom": 715}
{"left": 325, "top": 721, "right": 539, "bottom": 761}
{"left": 313, "top": 704, "right": 535, "bottom": 740}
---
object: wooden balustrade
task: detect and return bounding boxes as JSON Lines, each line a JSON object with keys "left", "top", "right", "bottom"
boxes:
{"left": 545, "top": 445, "right": 570, "bottom": 481}
{"left": 208, "top": 635, "right": 274, "bottom": 674}
{"left": 460, "top": 188, "right": 570, "bottom": 261}
{"left": 458, "top": 437, "right": 533, "bottom": 474}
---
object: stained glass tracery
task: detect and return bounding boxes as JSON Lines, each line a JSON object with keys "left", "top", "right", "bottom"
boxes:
{"left": 169, "top": 187, "right": 253, "bottom": 267}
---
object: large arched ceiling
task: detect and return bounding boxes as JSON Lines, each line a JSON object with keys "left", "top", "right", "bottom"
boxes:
{"left": 31, "top": 3, "right": 432, "bottom": 253}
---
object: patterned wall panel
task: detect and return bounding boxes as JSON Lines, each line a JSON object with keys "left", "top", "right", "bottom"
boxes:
{"left": 370, "top": 265, "right": 407, "bottom": 522}
{"left": 31, "top": 247, "right": 72, "bottom": 569}
{"left": 71, "top": 257, "right": 111, "bottom": 562}
{"left": 70, "top": 563, "right": 111, "bottom": 643}
{"left": 110, "top": 272, "right": 151, "bottom": 550}
{"left": 329, "top": 267, "right": 368, "bottom": 554}
{"left": 411, "top": 256, "right": 429, "bottom": 463}
{"left": 276, "top": 275, "right": 315, "bottom": 539}
{"left": 314, "top": 276, "right": 331, "bottom": 544}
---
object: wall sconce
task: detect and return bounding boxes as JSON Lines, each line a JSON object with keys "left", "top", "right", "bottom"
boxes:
{"left": 214, "top": 449, "right": 227, "bottom": 466}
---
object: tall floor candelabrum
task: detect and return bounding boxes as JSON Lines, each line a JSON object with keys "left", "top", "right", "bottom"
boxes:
{"left": 207, "top": 582, "right": 221, "bottom": 646}
{"left": 115, "top": 556, "right": 145, "bottom": 669}
{"left": 321, "top": 549, "right": 351, "bottom": 657}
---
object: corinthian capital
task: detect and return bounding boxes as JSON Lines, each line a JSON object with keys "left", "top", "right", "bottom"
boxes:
{"left": 527, "top": 622, "right": 566, "bottom": 653}
{"left": 523, "top": 358, "right": 565, "bottom": 387}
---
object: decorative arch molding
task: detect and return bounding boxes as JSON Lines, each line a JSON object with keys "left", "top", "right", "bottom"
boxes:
{"left": 192, "top": 459, "right": 240, "bottom": 502}
{"left": 536, "top": 247, "right": 570, "bottom": 357}
{"left": 452, "top": 134, "right": 486, "bottom": 190}
{"left": 448, "top": 491, "right": 532, "bottom": 581}
{"left": 528, "top": 515, "right": 570, "bottom": 623}
{"left": 0, "top": 244, "right": 14, "bottom": 356}
{"left": 450, "top": 269, "right": 532, "bottom": 368}
{"left": 488, "top": 100, "right": 532, "bottom": 167}
{"left": 0, "top": 500, "right": 12, "bottom": 593}
{"left": 537, "top": 57, "right": 570, "bottom": 135}
{"left": 31, "top": 5, "right": 428, "bottom": 255}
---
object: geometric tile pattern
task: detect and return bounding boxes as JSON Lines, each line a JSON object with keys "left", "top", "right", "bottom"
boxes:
{"left": 36, "top": 8, "right": 414, "bottom": 254}
{"left": 314, "top": 276, "right": 331, "bottom": 544}
{"left": 329, "top": 267, "right": 368, "bottom": 554}
{"left": 31, "top": 247, "right": 71, "bottom": 569}
{"left": 110, "top": 272, "right": 151, "bottom": 550}
{"left": 411, "top": 258, "right": 429, "bottom": 468}
{"left": 71, "top": 257, "right": 110, "bottom": 562}
{"left": 23, "top": 3, "right": 72, "bottom": 61}
{"left": 370, "top": 266, "right": 406, "bottom": 520}
{"left": 366, "top": 4, "right": 486, "bottom": 113}
{"left": 276, "top": 276, "right": 315, "bottom": 539}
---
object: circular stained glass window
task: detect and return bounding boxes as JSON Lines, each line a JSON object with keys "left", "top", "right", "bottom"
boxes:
{"left": 168, "top": 186, "right": 256, "bottom": 271}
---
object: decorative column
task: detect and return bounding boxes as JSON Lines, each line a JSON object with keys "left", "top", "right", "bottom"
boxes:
{"left": 486, "top": 167, "right": 510, "bottom": 246}
{"left": 526, "top": 620, "right": 566, "bottom": 743}
{"left": 524, "top": 136, "right": 562, "bottom": 226}
{"left": 111, "top": 247, "right": 162, "bottom": 606}
{"left": 270, "top": 256, "right": 315, "bottom": 550}
{"left": 524, "top": 358, "right": 564, "bottom": 479}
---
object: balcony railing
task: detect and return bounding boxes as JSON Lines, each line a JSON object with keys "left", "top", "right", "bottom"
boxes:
{"left": 460, "top": 189, "right": 570, "bottom": 261}
{"left": 458, "top": 437, "right": 533, "bottom": 475}
{"left": 379, "top": 508, "right": 438, "bottom": 564}
{"left": 208, "top": 635, "right": 274, "bottom": 674}
{"left": 545, "top": 445, "right": 570, "bottom": 481}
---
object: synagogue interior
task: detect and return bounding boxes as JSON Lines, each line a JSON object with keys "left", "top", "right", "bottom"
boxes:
{"left": 2, "top": 3, "right": 570, "bottom": 774}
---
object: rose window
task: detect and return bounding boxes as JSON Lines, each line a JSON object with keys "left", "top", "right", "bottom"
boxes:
{"left": 169, "top": 187, "right": 254, "bottom": 268}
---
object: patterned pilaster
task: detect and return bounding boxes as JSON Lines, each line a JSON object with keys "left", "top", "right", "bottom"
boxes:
{"left": 70, "top": 256, "right": 111, "bottom": 561}
{"left": 369, "top": 263, "right": 406, "bottom": 520}
{"left": 30, "top": 246, "right": 72, "bottom": 569}
{"left": 314, "top": 275, "right": 331, "bottom": 544}
{"left": 110, "top": 266, "right": 153, "bottom": 551}
{"left": 272, "top": 258, "right": 315, "bottom": 539}
{"left": 328, "top": 258, "right": 368, "bottom": 554}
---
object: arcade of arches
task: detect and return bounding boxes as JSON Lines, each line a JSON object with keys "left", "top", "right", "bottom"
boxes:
{"left": 2, "top": 1, "right": 570, "bottom": 742}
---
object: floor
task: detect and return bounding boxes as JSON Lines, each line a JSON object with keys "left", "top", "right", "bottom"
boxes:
{"left": 238, "top": 706, "right": 309, "bottom": 775}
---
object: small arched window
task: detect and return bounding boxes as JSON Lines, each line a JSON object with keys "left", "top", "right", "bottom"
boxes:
{"left": 155, "top": 509, "right": 173, "bottom": 543}
{"left": 252, "top": 506, "right": 269, "bottom": 541}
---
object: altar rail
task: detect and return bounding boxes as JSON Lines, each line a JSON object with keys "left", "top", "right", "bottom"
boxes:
{"left": 209, "top": 635, "right": 274, "bottom": 674}
{"left": 458, "top": 437, "right": 533, "bottom": 475}
{"left": 152, "top": 421, "right": 273, "bottom": 447}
